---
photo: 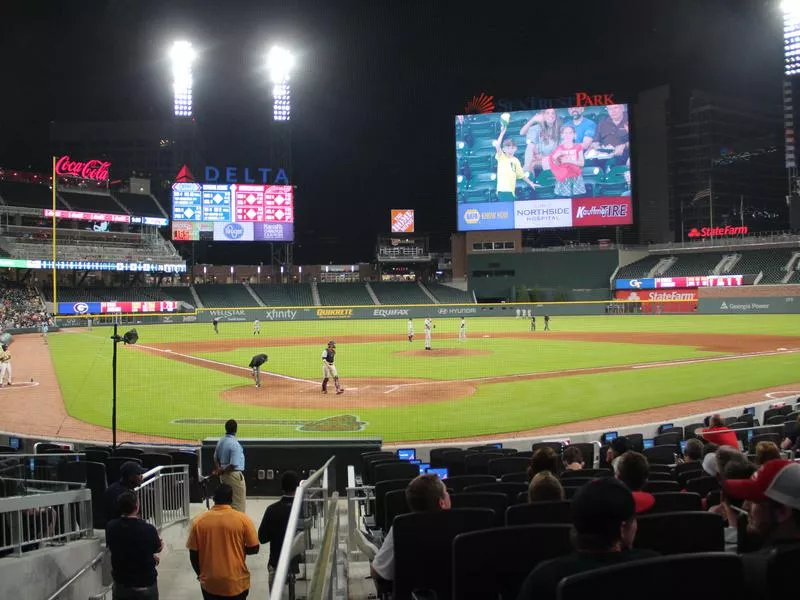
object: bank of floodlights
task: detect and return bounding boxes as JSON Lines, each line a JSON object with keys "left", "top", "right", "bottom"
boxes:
{"left": 783, "top": 1, "right": 800, "bottom": 76}
{"left": 267, "top": 46, "right": 294, "bottom": 121}
{"left": 171, "top": 41, "right": 196, "bottom": 117}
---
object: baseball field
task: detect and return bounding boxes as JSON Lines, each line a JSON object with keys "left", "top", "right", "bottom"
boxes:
{"left": 12, "top": 312, "right": 792, "bottom": 444}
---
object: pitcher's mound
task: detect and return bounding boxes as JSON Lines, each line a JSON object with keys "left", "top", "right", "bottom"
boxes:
{"left": 394, "top": 348, "right": 491, "bottom": 357}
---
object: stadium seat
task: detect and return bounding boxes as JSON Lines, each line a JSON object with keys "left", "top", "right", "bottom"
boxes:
{"left": 445, "top": 474, "right": 496, "bottom": 493}
{"left": 374, "top": 462, "right": 419, "bottom": 485}
{"left": 635, "top": 512, "right": 725, "bottom": 555}
{"left": 58, "top": 460, "right": 86, "bottom": 484}
{"left": 0, "top": 445, "right": 18, "bottom": 454}
{"left": 450, "top": 492, "right": 508, "bottom": 526}
{"left": 683, "top": 422, "right": 705, "bottom": 440}
{"left": 763, "top": 542, "right": 800, "bottom": 598}
{"left": 557, "top": 553, "right": 745, "bottom": 600}
{"left": 647, "top": 472, "right": 676, "bottom": 481}
{"left": 487, "top": 456, "right": 529, "bottom": 477}
{"left": 465, "top": 452, "right": 503, "bottom": 475}
{"left": 643, "top": 445, "right": 676, "bottom": 465}
{"left": 560, "top": 469, "right": 612, "bottom": 479}
{"left": 429, "top": 448, "right": 462, "bottom": 467}
{"left": 113, "top": 447, "right": 145, "bottom": 458}
{"left": 532, "top": 441, "right": 564, "bottom": 455}
{"left": 685, "top": 475, "right": 720, "bottom": 497}
{"left": 463, "top": 482, "right": 528, "bottom": 504}
{"left": 626, "top": 434, "right": 644, "bottom": 452}
{"left": 675, "top": 463, "right": 703, "bottom": 488}
{"left": 649, "top": 492, "right": 702, "bottom": 513}
{"left": 563, "top": 486, "right": 583, "bottom": 500}
{"left": 139, "top": 453, "right": 172, "bottom": 470}
{"left": 383, "top": 489, "right": 410, "bottom": 531}
{"left": 505, "top": 500, "right": 572, "bottom": 526}
{"left": 500, "top": 472, "right": 529, "bottom": 483}
{"left": 84, "top": 449, "right": 110, "bottom": 463}
{"left": 374, "top": 479, "right": 412, "bottom": 533}
{"left": 654, "top": 431, "right": 681, "bottom": 448}
{"left": 392, "top": 508, "right": 495, "bottom": 600}
{"left": 751, "top": 433, "right": 781, "bottom": 451}
{"left": 569, "top": 443, "right": 596, "bottom": 467}
{"left": 452, "top": 524, "right": 572, "bottom": 600}
{"left": 84, "top": 461, "right": 107, "bottom": 529}
{"left": 365, "top": 458, "right": 403, "bottom": 484}
{"left": 442, "top": 453, "right": 468, "bottom": 477}
{"left": 643, "top": 480, "right": 680, "bottom": 494}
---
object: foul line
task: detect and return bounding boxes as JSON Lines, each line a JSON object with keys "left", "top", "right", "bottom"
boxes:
{"left": 134, "top": 343, "right": 319, "bottom": 386}
{"left": 384, "top": 348, "right": 800, "bottom": 392}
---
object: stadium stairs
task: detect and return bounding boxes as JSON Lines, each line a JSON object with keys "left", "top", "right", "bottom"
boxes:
{"left": 425, "top": 282, "right": 475, "bottom": 304}
{"left": 365, "top": 282, "right": 381, "bottom": 305}
{"left": 417, "top": 281, "right": 439, "bottom": 303}
{"left": 243, "top": 282, "right": 266, "bottom": 306}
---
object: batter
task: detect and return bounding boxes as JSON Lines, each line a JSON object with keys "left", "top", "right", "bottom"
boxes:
{"left": 321, "top": 341, "right": 343, "bottom": 394}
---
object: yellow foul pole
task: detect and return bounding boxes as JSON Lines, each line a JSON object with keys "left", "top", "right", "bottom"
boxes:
{"left": 52, "top": 157, "right": 57, "bottom": 310}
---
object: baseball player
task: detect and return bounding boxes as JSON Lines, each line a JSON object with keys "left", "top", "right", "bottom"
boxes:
{"left": 424, "top": 317, "right": 434, "bottom": 351}
{"left": 0, "top": 344, "right": 12, "bottom": 386}
{"left": 321, "top": 341, "right": 343, "bottom": 394}
{"left": 530, "top": 315, "right": 536, "bottom": 332}
{"left": 212, "top": 317, "right": 220, "bottom": 334}
{"left": 253, "top": 319, "right": 261, "bottom": 336}
{"left": 41, "top": 320, "right": 49, "bottom": 344}
{"left": 248, "top": 353, "right": 268, "bottom": 388}
{"left": 87, "top": 316, "right": 92, "bottom": 331}
{"left": 407, "top": 318, "right": 414, "bottom": 342}
{"left": 515, "top": 308, "right": 521, "bottom": 318}
{"left": 458, "top": 317, "right": 466, "bottom": 341}
{"left": 544, "top": 314, "right": 551, "bottom": 331}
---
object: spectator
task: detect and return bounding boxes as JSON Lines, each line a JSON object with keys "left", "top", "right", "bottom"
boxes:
{"left": 213, "top": 419, "right": 247, "bottom": 512}
{"left": 716, "top": 445, "right": 748, "bottom": 476}
{"left": 258, "top": 471, "right": 300, "bottom": 592}
{"left": 186, "top": 483, "right": 260, "bottom": 600}
{"left": 105, "top": 461, "right": 147, "bottom": 522}
{"left": 517, "top": 478, "right": 658, "bottom": 600}
{"left": 371, "top": 474, "right": 451, "bottom": 594}
{"left": 614, "top": 451, "right": 655, "bottom": 513}
{"left": 562, "top": 446, "right": 585, "bottom": 471}
{"left": 712, "top": 460, "right": 757, "bottom": 552}
{"left": 683, "top": 438, "right": 704, "bottom": 463}
{"left": 702, "top": 442, "right": 719, "bottom": 458}
{"left": 591, "top": 104, "right": 629, "bottom": 163}
{"left": 755, "top": 441, "right": 782, "bottom": 465}
{"left": 528, "top": 471, "right": 565, "bottom": 502}
{"left": 780, "top": 416, "right": 800, "bottom": 450}
{"left": 697, "top": 414, "right": 739, "bottom": 449}
{"left": 726, "top": 459, "right": 800, "bottom": 551}
{"left": 606, "top": 436, "right": 630, "bottom": 470}
{"left": 563, "top": 106, "right": 596, "bottom": 149}
{"left": 527, "top": 447, "right": 560, "bottom": 479}
{"left": 520, "top": 108, "right": 562, "bottom": 173}
{"left": 105, "top": 491, "right": 163, "bottom": 600}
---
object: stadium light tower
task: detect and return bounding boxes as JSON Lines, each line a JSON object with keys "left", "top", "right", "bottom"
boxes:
{"left": 784, "top": 1, "right": 800, "bottom": 75}
{"left": 170, "top": 41, "right": 196, "bottom": 117}
{"left": 267, "top": 46, "right": 294, "bottom": 121}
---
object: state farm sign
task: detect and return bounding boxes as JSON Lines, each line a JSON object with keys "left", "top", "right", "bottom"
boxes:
{"left": 616, "top": 289, "right": 697, "bottom": 302}
{"left": 55, "top": 155, "right": 111, "bottom": 181}
{"left": 687, "top": 225, "right": 748, "bottom": 238}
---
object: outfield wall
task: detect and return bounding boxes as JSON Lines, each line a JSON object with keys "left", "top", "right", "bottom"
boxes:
{"left": 697, "top": 284, "right": 800, "bottom": 314}
{"left": 53, "top": 300, "right": 622, "bottom": 327}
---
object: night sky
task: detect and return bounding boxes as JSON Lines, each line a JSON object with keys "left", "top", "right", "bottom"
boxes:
{"left": 0, "top": 0, "right": 784, "bottom": 264}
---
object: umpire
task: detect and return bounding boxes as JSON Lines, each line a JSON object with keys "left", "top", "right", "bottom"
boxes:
{"left": 249, "top": 353, "right": 268, "bottom": 388}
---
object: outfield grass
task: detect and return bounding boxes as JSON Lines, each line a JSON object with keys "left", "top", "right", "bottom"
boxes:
{"left": 47, "top": 315, "right": 800, "bottom": 442}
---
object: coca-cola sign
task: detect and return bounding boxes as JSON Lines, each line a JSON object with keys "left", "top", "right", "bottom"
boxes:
{"left": 55, "top": 155, "right": 111, "bottom": 181}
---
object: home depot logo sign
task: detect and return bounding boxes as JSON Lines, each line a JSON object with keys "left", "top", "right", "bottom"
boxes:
{"left": 391, "top": 209, "right": 415, "bottom": 233}
{"left": 688, "top": 226, "right": 749, "bottom": 238}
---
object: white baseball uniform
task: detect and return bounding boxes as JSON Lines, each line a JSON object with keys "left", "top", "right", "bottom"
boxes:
{"left": 424, "top": 318, "right": 432, "bottom": 349}
{"left": 0, "top": 350, "right": 12, "bottom": 385}
{"left": 459, "top": 318, "right": 466, "bottom": 340}
{"left": 407, "top": 320, "right": 414, "bottom": 340}
{"left": 253, "top": 320, "right": 261, "bottom": 335}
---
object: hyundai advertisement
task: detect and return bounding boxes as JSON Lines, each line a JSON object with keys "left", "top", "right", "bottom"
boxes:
{"left": 456, "top": 103, "right": 633, "bottom": 231}
{"left": 171, "top": 182, "right": 294, "bottom": 242}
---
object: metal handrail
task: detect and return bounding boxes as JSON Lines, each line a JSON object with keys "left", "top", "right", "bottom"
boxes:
{"left": 269, "top": 456, "right": 335, "bottom": 600}
{"left": 45, "top": 550, "right": 106, "bottom": 600}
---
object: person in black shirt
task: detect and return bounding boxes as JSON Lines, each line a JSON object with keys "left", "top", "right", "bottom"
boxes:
{"left": 249, "top": 353, "right": 268, "bottom": 388}
{"left": 259, "top": 471, "right": 300, "bottom": 592}
{"left": 105, "top": 491, "right": 163, "bottom": 599}
{"left": 516, "top": 477, "right": 657, "bottom": 600}
{"left": 105, "top": 461, "right": 147, "bottom": 523}
{"left": 544, "top": 314, "right": 551, "bottom": 331}
{"left": 212, "top": 317, "right": 219, "bottom": 334}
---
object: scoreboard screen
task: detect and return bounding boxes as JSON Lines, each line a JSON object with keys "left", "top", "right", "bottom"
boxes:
{"left": 171, "top": 183, "right": 294, "bottom": 242}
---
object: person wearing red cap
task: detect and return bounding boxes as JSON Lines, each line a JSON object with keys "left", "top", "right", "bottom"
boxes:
{"left": 517, "top": 478, "right": 657, "bottom": 600}
{"left": 615, "top": 451, "right": 656, "bottom": 514}
{"left": 697, "top": 414, "right": 740, "bottom": 449}
{"left": 725, "top": 459, "right": 800, "bottom": 551}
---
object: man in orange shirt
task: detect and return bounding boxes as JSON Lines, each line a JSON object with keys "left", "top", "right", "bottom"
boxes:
{"left": 187, "top": 484, "right": 260, "bottom": 599}
{"left": 697, "top": 414, "right": 740, "bottom": 449}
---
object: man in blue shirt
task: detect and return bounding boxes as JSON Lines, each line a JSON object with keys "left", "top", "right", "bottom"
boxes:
{"left": 213, "top": 419, "right": 247, "bottom": 512}
{"left": 564, "top": 107, "right": 596, "bottom": 149}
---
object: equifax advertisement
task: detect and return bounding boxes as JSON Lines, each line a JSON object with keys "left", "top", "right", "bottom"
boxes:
{"left": 615, "top": 275, "right": 744, "bottom": 290}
